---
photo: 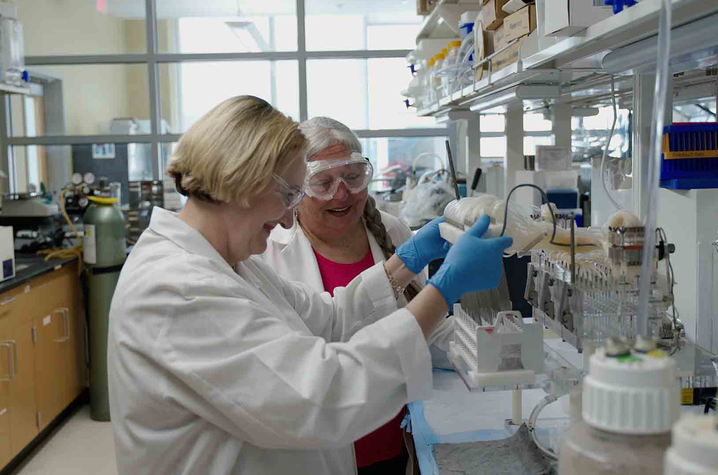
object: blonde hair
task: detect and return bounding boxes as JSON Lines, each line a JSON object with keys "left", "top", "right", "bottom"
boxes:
{"left": 299, "top": 116, "right": 362, "bottom": 159}
{"left": 167, "top": 96, "right": 306, "bottom": 206}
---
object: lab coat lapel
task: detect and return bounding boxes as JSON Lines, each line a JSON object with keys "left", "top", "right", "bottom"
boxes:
{"left": 280, "top": 224, "right": 325, "bottom": 293}
{"left": 365, "top": 221, "right": 386, "bottom": 264}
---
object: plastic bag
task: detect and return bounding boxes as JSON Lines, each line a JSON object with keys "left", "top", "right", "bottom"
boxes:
{"left": 443, "top": 194, "right": 605, "bottom": 256}
{"left": 401, "top": 180, "right": 456, "bottom": 228}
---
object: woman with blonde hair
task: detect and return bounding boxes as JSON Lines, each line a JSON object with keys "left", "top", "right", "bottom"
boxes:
{"left": 263, "top": 116, "right": 454, "bottom": 473}
{"left": 107, "top": 96, "right": 511, "bottom": 475}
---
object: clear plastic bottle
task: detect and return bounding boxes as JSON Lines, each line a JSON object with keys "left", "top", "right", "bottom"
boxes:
{"left": 432, "top": 53, "right": 445, "bottom": 102}
{"left": 424, "top": 58, "right": 435, "bottom": 105}
{"left": 559, "top": 341, "right": 680, "bottom": 475}
{"left": 442, "top": 40, "right": 463, "bottom": 96}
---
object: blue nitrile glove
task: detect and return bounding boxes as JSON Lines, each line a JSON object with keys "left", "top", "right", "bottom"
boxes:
{"left": 396, "top": 217, "right": 451, "bottom": 274}
{"left": 427, "top": 215, "right": 513, "bottom": 309}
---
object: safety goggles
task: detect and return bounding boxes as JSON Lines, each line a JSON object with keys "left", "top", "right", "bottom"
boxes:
{"left": 304, "top": 153, "right": 374, "bottom": 200}
{"left": 273, "top": 174, "right": 306, "bottom": 209}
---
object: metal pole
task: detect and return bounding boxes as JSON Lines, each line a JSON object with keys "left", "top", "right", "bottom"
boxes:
{"left": 570, "top": 213, "right": 576, "bottom": 285}
{"left": 296, "top": 0, "right": 308, "bottom": 122}
{"left": 145, "top": 0, "right": 162, "bottom": 180}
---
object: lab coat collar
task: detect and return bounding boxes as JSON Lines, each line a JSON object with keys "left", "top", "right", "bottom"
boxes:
{"left": 148, "top": 207, "right": 234, "bottom": 271}
{"left": 269, "top": 215, "right": 387, "bottom": 290}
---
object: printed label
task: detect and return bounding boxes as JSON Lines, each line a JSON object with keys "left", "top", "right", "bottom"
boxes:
{"left": 681, "top": 388, "right": 694, "bottom": 405}
{"left": 498, "top": 343, "right": 523, "bottom": 371}
{"left": 84, "top": 224, "right": 97, "bottom": 265}
{"left": 43, "top": 315, "right": 51, "bottom": 326}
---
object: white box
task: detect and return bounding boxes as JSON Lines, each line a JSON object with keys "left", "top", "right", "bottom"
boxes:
{"left": 543, "top": 0, "right": 614, "bottom": 36}
{"left": 0, "top": 226, "right": 14, "bottom": 282}
{"left": 536, "top": 145, "right": 571, "bottom": 171}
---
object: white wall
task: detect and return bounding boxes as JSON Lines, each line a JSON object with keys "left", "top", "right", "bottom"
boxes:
{"left": 17, "top": 0, "right": 135, "bottom": 135}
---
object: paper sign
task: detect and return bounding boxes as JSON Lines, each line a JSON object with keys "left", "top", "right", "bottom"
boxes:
{"left": 92, "top": 143, "right": 115, "bottom": 159}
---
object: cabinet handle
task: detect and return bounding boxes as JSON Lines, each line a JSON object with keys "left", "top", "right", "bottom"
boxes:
{"left": 63, "top": 308, "right": 71, "bottom": 341}
{"left": 54, "top": 309, "right": 70, "bottom": 343}
{"left": 0, "top": 297, "right": 15, "bottom": 306}
{"left": 7, "top": 340, "right": 17, "bottom": 376}
{"left": 0, "top": 343, "right": 11, "bottom": 381}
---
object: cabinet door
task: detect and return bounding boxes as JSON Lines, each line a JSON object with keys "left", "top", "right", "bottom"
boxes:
{"left": 0, "top": 330, "right": 12, "bottom": 469}
{"left": 8, "top": 319, "right": 37, "bottom": 457}
{"left": 64, "top": 277, "right": 86, "bottom": 406}
{"left": 42, "top": 266, "right": 86, "bottom": 415}
{"left": 34, "top": 311, "right": 64, "bottom": 431}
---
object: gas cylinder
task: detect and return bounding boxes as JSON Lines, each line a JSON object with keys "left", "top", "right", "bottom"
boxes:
{"left": 83, "top": 196, "right": 125, "bottom": 421}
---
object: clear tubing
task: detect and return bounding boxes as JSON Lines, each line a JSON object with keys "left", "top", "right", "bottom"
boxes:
{"left": 600, "top": 75, "right": 623, "bottom": 211}
{"left": 637, "top": 0, "right": 672, "bottom": 338}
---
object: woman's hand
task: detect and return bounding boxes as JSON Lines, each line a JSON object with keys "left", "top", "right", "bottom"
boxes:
{"left": 427, "top": 215, "right": 513, "bottom": 310}
{"left": 395, "top": 217, "right": 450, "bottom": 274}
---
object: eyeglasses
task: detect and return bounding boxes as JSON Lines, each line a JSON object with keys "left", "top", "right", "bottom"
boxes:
{"left": 304, "top": 154, "right": 374, "bottom": 201}
{"left": 273, "top": 174, "right": 306, "bottom": 209}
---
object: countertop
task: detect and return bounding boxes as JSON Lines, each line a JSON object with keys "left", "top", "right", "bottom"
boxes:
{"left": 0, "top": 255, "right": 79, "bottom": 294}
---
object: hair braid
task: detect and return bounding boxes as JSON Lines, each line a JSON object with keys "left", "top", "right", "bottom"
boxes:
{"left": 363, "top": 196, "right": 421, "bottom": 302}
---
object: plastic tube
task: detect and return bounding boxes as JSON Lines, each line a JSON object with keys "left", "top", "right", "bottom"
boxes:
{"left": 600, "top": 75, "right": 623, "bottom": 211}
{"left": 637, "top": 0, "right": 672, "bottom": 338}
{"left": 527, "top": 394, "right": 559, "bottom": 461}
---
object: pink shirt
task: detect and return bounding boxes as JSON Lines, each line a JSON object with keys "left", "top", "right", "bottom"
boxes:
{"left": 312, "top": 248, "right": 405, "bottom": 467}
{"left": 313, "top": 248, "right": 376, "bottom": 297}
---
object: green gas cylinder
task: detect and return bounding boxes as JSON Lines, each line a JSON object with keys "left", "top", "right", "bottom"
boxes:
{"left": 83, "top": 196, "right": 126, "bottom": 421}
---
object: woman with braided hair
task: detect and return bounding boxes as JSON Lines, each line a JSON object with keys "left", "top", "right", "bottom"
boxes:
{"left": 262, "top": 116, "right": 454, "bottom": 474}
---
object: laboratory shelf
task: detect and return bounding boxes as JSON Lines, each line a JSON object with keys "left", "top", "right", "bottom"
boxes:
{"left": 449, "top": 340, "right": 583, "bottom": 396}
{"left": 0, "top": 82, "right": 29, "bottom": 95}
{"left": 522, "top": 0, "right": 718, "bottom": 70}
{"left": 413, "top": 0, "right": 718, "bottom": 118}
{"left": 415, "top": 0, "right": 483, "bottom": 43}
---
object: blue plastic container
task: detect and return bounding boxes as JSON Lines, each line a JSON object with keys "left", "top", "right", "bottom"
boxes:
{"left": 660, "top": 123, "right": 718, "bottom": 190}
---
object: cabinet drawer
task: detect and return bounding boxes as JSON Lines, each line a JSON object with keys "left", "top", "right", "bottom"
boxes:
{"left": 0, "top": 262, "right": 80, "bottom": 331}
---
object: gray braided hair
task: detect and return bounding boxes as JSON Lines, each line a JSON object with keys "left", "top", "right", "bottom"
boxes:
{"left": 363, "top": 195, "right": 421, "bottom": 301}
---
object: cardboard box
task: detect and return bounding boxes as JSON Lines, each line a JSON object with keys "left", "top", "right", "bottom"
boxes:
{"left": 544, "top": 0, "right": 614, "bottom": 36}
{"left": 480, "top": 0, "right": 510, "bottom": 31}
{"left": 491, "top": 36, "right": 525, "bottom": 72}
{"left": 493, "top": 23, "right": 508, "bottom": 51}
{"left": 504, "top": 5, "right": 536, "bottom": 44}
{"left": 416, "top": 0, "right": 433, "bottom": 15}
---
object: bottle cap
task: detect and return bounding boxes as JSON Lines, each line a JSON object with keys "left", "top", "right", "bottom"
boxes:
{"left": 583, "top": 347, "right": 680, "bottom": 434}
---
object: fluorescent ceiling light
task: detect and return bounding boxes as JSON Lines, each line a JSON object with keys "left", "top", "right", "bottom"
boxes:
{"left": 435, "top": 110, "right": 474, "bottom": 123}
{"left": 225, "top": 20, "right": 271, "bottom": 52}
{"left": 468, "top": 85, "right": 560, "bottom": 113}
{"left": 571, "top": 107, "right": 600, "bottom": 117}
{"left": 602, "top": 12, "right": 718, "bottom": 75}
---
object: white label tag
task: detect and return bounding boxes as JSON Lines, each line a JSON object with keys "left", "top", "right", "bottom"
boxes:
{"left": 0, "top": 408, "right": 6, "bottom": 417}
{"left": 24, "top": 285, "right": 30, "bottom": 293}
{"left": 43, "top": 315, "right": 51, "bottom": 326}
{"left": 84, "top": 224, "right": 97, "bottom": 265}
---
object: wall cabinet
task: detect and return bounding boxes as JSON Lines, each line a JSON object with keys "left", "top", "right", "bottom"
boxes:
{"left": 0, "top": 262, "right": 86, "bottom": 469}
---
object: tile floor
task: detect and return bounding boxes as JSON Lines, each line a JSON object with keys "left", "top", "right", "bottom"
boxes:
{"left": 11, "top": 405, "right": 117, "bottom": 475}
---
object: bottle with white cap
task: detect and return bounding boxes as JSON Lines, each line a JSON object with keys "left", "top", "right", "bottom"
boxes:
{"left": 664, "top": 414, "right": 718, "bottom": 475}
{"left": 559, "top": 337, "right": 681, "bottom": 475}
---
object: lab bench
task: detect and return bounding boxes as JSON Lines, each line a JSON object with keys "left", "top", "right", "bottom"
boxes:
{"left": 411, "top": 336, "right": 717, "bottom": 474}
{"left": 0, "top": 256, "right": 85, "bottom": 471}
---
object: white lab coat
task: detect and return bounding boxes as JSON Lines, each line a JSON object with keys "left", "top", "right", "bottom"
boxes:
{"left": 107, "top": 208, "right": 433, "bottom": 475}
{"left": 261, "top": 210, "right": 454, "bottom": 350}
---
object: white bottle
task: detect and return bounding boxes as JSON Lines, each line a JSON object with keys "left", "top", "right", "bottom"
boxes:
{"left": 664, "top": 414, "right": 718, "bottom": 475}
{"left": 559, "top": 340, "right": 680, "bottom": 475}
